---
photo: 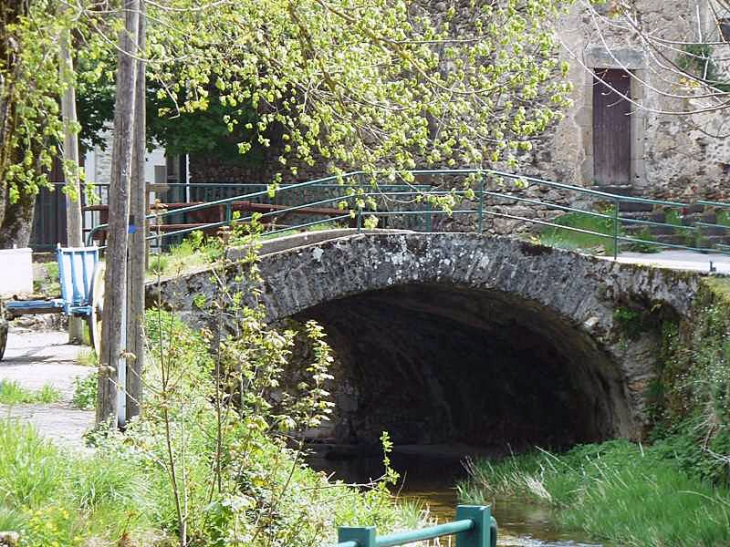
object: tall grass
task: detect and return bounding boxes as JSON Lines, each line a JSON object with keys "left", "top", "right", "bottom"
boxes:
{"left": 458, "top": 440, "right": 730, "bottom": 546}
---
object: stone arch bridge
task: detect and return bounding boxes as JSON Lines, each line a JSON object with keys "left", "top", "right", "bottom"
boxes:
{"left": 148, "top": 230, "right": 701, "bottom": 450}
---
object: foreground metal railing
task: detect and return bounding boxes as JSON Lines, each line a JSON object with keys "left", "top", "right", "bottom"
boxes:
{"left": 83, "top": 169, "right": 730, "bottom": 258}
{"left": 332, "top": 505, "right": 497, "bottom": 547}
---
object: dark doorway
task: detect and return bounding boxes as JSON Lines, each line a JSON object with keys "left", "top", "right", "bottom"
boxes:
{"left": 593, "top": 69, "right": 632, "bottom": 187}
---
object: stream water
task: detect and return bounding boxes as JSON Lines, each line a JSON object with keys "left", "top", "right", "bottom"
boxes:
{"left": 306, "top": 446, "right": 604, "bottom": 547}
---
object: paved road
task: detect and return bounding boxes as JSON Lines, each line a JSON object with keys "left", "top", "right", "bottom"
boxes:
{"left": 0, "top": 327, "right": 94, "bottom": 448}
{"left": 612, "top": 250, "right": 730, "bottom": 275}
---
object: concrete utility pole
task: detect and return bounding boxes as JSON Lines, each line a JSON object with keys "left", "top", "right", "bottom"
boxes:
{"left": 96, "top": 0, "right": 139, "bottom": 426}
{"left": 59, "top": 26, "right": 84, "bottom": 343}
{"left": 127, "top": 0, "right": 146, "bottom": 419}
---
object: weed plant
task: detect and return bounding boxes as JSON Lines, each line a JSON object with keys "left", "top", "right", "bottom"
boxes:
{"left": 147, "top": 230, "right": 223, "bottom": 278}
{"left": 71, "top": 373, "right": 97, "bottom": 410}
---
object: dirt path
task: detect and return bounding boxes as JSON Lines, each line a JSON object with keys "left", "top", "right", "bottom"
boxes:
{"left": 0, "top": 326, "right": 94, "bottom": 449}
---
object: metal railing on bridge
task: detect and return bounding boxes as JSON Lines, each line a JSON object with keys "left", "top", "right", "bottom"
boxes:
{"left": 331, "top": 505, "right": 497, "bottom": 547}
{"left": 82, "top": 169, "right": 730, "bottom": 259}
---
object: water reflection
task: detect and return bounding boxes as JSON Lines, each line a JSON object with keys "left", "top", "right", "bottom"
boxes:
{"left": 305, "top": 445, "right": 603, "bottom": 547}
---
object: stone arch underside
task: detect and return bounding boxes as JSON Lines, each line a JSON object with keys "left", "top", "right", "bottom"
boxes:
{"left": 295, "top": 283, "right": 627, "bottom": 449}
{"left": 151, "top": 231, "right": 701, "bottom": 447}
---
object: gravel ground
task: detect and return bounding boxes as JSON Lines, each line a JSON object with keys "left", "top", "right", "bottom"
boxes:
{"left": 0, "top": 326, "right": 94, "bottom": 449}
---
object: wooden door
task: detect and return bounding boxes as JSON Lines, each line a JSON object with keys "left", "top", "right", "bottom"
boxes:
{"left": 593, "top": 69, "right": 631, "bottom": 187}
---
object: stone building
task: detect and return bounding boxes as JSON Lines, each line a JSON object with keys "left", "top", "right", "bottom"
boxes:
{"left": 542, "top": 0, "right": 730, "bottom": 201}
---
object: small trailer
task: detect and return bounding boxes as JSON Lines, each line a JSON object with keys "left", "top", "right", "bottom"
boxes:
{"left": 0, "top": 246, "right": 105, "bottom": 361}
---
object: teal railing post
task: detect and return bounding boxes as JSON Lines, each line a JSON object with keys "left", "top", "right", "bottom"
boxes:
{"left": 612, "top": 198, "right": 619, "bottom": 260}
{"left": 425, "top": 200, "right": 433, "bottom": 232}
{"left": 477, "top": 179, "right": 485, "bottom": 233}
{"left": 224, "top": 203, "right": 232, "bottom": 224}
{"left": 338, "top": 526, "right": 375, "bottom": 547}
{"left": 455, "top": 505, "right": 492, "bottom": 547}
{"left": 356, "top": 208, "right": 363, "bottom": 233}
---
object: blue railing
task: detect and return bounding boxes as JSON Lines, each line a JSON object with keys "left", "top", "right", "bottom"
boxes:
{"left": 83, "top": 169, "right": 730, "bottom": 258}
{"left": 333, "top": 505, "right": 497, "bottom": 547}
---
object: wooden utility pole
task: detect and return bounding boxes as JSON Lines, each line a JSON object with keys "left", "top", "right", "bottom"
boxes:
{"left": 96, "top": 0, "right": 139, "bottom": 425}
{"left": 127, "top": 0, "right": 146, "bottom": 419}
{"left": 59, "top": 24, "right": 84, "bottom": 343}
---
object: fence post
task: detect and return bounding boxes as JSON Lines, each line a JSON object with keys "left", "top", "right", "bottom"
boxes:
{"left": 478, "top": 179, "right": 485, "bottom": 233}
{"left": 224, "top": 203, "right": 232, "bottom": 224}
{"left": 613, "top": 199, "right": 619, "bottom": 260}
{"left": 425, "top": 200, "right": 433, "bottom": 232}
{"left": 338, "top": 526, "right": 376, "bottom": 547}
{"left": 356, "top": 208, "right": 363, "bottom": 233}
{"left": 455, "top": 505, "right": 491, "bottom": 547}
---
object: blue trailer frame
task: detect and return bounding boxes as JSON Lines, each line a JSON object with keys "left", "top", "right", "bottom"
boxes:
{"left": 0, "top": 246, "right": 104, "bottom": 360}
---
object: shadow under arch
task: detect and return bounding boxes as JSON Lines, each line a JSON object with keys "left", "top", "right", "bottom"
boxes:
{"left": 295, "top": 282, "right": 631, "bottom": 450}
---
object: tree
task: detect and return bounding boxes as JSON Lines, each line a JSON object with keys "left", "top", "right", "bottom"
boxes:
{"left": 146, "top": 0, "right": 574, "bottom": 181}
{"left": 0, "top": 1, "right": 87, "bottom": 248}
{"left": 59, "top": 18, "right": 84, "bottom": 342}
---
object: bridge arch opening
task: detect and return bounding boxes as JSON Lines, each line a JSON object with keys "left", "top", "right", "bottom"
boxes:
{"left": 294, "top": 283, "right": 631, "bottom": 450}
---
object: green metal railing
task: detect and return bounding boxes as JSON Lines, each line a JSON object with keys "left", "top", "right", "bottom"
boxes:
{"left": 84, "top": 169, "right": 730, "bottom": 258}
{"left": 332, "top": 505, "right": 496, "bottom": 547}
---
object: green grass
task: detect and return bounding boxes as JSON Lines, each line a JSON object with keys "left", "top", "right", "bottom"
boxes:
{"left": 665, "top": 208, "right": 684, "bottom": 226}
{"left": 0, "top": 417, "right": 424, "bottom": 546}
{"left": 538, "top": 211, "right": 669, "bottom": 255}
{"left": 458, "top": 440, "right": 730, "bottom": 546}
{"left": 0, "top": 420, "right": 152, "bottom": 545}
{"left": 538, "top": 211, "right": 618, "bottom": 255}
{"left": 718, "top": 210, "right": 730, "bottom": 227}
{"left": 0, "top": 380, "right": 61, "bottom": 405}
{"left": 704, "top": 277, "right": 730, "bottom": 306}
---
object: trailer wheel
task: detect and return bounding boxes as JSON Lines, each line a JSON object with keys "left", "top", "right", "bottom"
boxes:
{"left": 0, "top": 301, "right": 7, "bottom": 362}
{"left": 88, "top": 262, "right": 105, "bottom": 358}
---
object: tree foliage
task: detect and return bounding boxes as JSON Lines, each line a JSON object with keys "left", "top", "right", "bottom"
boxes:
{"left": 1, "top": 0, "right": 575, "bottom": 247}
{"left": 146, "top": 0, "right": 573, "bottom": 178}
{"left": 0, "top": 1, "right": 74, "bottom": 246}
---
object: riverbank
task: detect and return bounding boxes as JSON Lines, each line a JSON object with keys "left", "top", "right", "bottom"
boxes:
{"left": 458, "top": 440, "right": 730, "bottom": 546}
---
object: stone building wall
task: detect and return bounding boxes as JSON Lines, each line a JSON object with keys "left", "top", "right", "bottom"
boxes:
{"left": 542, "top": 0, "right": 730, "bottom": 201}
